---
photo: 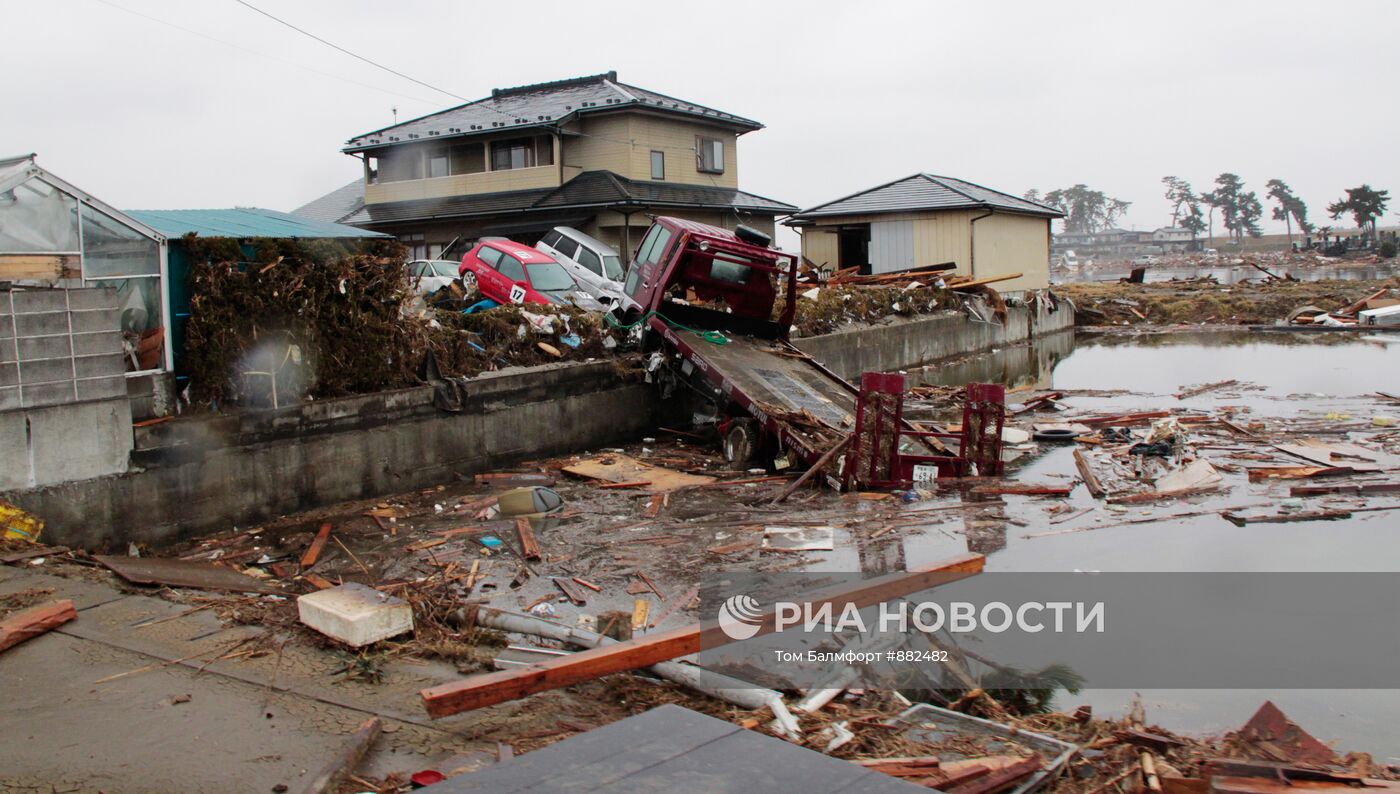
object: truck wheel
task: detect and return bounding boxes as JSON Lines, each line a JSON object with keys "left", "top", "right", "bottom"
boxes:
{"left": 723, "top": 419, "right": 759, "bottom": 465}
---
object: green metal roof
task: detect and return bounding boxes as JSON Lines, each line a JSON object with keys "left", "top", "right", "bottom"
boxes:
{"left": 125, "top": 207, "right": 389, "bottom": 239}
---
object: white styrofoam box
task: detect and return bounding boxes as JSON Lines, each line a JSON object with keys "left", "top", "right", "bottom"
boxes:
{"left": 297, "top": 582, "right": 413, "bottom": 647}
{"left": 1360, "top": 304, "right": 1400, "bottom": 326}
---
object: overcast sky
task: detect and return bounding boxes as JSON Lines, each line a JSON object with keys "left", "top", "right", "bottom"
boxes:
{"left": 8, "top": 0, "right": 1397, "bottom": 248}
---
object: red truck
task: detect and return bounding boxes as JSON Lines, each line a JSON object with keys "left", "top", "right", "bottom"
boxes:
{"left": 619, "top": 217, "right": 1004, "bottom": 489}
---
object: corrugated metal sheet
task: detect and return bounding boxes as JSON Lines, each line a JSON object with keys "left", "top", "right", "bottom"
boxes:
{"left": 791, "top": 174, "right": 1063, "bottom": 221}
{"left": 870, "top": 220, "right": 915, "bottom": 274}
{"left": 127, "top": 208, "right": 389, "bottom": 239}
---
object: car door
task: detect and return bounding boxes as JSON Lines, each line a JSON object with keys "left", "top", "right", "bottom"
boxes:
{"left": 573, "top": 245, "right": 608, "bottom": 294}
{"left": 551, "top": 235, "right": 597, "bottom": 293}
{"left": 473, "top": 245, "right": 510, "bottom": 303}
{"left": 494, "top": 252, "right": 532, "bottom": 304}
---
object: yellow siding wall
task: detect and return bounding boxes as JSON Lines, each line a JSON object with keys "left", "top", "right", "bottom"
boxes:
{"left": 798, "top": 210, "right": 1050, "bottom": 291}
{"left": 801, "top": 228, "right": 840, "bottom": 271}
{"left": 561, "top": 115, "right": 633, "bottom": 176}
{"left": 971, "top": 213, "right": 1050, "bottom": 290}
{"left": 365, "top": 165, "right": 558, "bottom": 203}
{"left": 624, "top": 115, "right": 739, "bottom": 188}
{"left": 560, "top": 113, "right": 739, "bottom": 187}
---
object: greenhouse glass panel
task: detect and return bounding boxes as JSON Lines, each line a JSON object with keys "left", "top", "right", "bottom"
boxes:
{"left": 0, "top": 178, "right": 81, "bottom": 252}
{"left": 81, "top": 204, "right": 159, "bottom": 277}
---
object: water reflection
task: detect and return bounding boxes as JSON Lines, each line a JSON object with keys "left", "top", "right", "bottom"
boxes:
{"left": 907, "top": 329, "right": 1075, "bottom": 391}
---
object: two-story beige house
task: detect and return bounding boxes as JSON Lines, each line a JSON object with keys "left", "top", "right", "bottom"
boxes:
{"left": 295, "top": 72, "right": 795, "bottom": 262}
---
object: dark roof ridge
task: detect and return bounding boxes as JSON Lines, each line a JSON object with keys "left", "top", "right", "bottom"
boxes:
{"left": 493, "top": 71, "right": 616, "bottom": 99}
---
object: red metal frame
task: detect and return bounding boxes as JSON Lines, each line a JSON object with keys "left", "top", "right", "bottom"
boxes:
{"left": 845, "top": 376, "right": 1007, "bottom": 489}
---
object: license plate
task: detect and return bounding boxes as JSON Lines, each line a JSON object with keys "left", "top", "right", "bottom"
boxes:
{"left": 912, "top": 464, "right": 937, "bottom": 482}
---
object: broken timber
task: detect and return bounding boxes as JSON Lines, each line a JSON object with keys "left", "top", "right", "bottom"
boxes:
{"left": 1074, "top": 449, "right": 1106, "bottom": 498}
{"left": 419, "top": 552, "right": 985, "bottom": 718}
{"left": 300, "top": 523, "right": 332, "bottom": 569}
{"left": 0, "top": 599, "right": 77, "bottom": 654}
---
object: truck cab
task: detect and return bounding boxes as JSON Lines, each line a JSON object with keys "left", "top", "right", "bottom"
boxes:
{"left": 621, "top": 217, "right": 796, "bottom": 342}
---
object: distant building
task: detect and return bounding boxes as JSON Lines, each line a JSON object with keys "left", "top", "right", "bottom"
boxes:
{"left": 295, "top": 72, "right": 795, "bottom": 261}
{"left": 785, "top": 174, "right": 1064, "bottom": 291}
{"left": 1052, "top": 226, "right": 1198, "bottom": 259}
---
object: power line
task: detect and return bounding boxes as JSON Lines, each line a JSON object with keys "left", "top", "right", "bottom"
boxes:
{"left": 91, "top": 0, "right": 438, "bottom": 105}
{"left": 231, "top": 0, "right": 468, "bottom": 102}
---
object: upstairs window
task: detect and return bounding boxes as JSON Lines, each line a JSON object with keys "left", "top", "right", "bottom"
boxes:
{"left": 490, "top": 135, "right": 554, "bottom": 171}
{"left": 650, "top": 150, "right": 665, "bottom": 180}
{"left": 696, "top": 137, "right": 724, "bottom": 174}
{"left": 428, "top": 149, "right": 449, "bottom": 178}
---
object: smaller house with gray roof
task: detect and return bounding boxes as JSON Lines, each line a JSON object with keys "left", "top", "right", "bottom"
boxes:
{"left": 786, "top": 174, "right": 1064, "bottom": 292}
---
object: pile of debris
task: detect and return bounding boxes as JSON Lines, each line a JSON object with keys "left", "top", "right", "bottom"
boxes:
{"left": 183, "top": 238, "right": 628, "bottom": 408}
{"left": 789, "top": 267, "right": 1029, "bottom": 337}
{"left": 1286, "top": 286, "right": 1400, "bottom": 328}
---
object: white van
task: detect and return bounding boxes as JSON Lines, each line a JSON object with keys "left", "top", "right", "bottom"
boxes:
{"left": 536, "top": 227, "right": 636, "bottom": 312}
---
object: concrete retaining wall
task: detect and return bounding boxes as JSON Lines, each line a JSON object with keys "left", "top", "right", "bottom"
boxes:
{"left": 2, "top": 298, "right": 1072, "bottom": 549}
{"left": 792, "top": 297, "right": 1074, "bottom": 380}
{"left": 8, "top": 362, "right": 652, "bottom": 549}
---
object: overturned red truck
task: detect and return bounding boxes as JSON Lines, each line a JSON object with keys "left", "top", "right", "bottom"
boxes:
{"left": 617, "top": 216, "right": 1005, "bottom": 490}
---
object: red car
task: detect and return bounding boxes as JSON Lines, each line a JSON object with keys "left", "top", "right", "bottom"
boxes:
{"left": 458, "top": 239, "right": 601, "bottom": 309}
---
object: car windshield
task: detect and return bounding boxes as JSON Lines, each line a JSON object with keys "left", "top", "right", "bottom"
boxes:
{"left": 601, "top": 255, "right": 623, "bottom": 281}
{"left": 431, "top": 262, "right": 457, "bottom": 277}
{"left": 526, "top": 261, "right": 577, "bottom": 293}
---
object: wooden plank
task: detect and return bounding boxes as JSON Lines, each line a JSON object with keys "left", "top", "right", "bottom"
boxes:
{"left": 300, "top": 523, "right": 333, "bottom": 568}
{"left": 631, "top": 598, "right": 650, "bottom": 631}
{"left": 944, "top": 756, "right": 1040, "bottom": 794}
{"left": 563, "top": 453, "right": 714, "bottom": 493}
{"left": 1290, "top": 482, "right": 1400, "bottom": 497}
{"left": 970, "top": 484, "right": 1073, "bottom": 497}
{"left": 552, "top": 577, "right": 587, "bottom": 607}
{"left": 420, "top": 552, "right": 985, "bottom": 718}
{"left": 1246, "top": 466, "right": 1355, "bottom": 481}
{"left": 299, "top": 716, "right": 381, "bottom": 794}
{"left": 515, "top": 518, "right": 541, "bottom": 561}
{"left": 0, "top": 254, "right": 79, "bottom": 280}
{"left": 1222, "top": 509, "right": 1351, "bottom": 527}
{"left": 1074, "top": 449, "right": 1106, "bottom": 498}
{"left": 0, "top": 599, "right": 77, "bottom": 654}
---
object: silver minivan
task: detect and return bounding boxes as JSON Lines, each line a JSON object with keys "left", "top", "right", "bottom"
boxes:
{"left": 535, "top": 227, "right": 636, "bottom": 312}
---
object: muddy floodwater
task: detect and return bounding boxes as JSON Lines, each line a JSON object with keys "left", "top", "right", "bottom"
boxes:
{"left": 908, "top": 329, "right": 1400, "bottom": 757}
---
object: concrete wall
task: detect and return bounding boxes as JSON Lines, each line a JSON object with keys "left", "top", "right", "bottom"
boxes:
{"left": 5, "top": 361, "right": 652, "bottom": 549}
{"left": 792, "top": 295, "right": 1074, "bottom": 381}
{"left": 1, "top": 298, "right": 1072, "bottom": 549}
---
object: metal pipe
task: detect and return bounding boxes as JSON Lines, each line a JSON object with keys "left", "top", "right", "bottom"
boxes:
{"left": 472, "top": 606, "right": 800, "bottom": 736}
{"left": 969, "top": 209, "right": 994, "bottom": 277}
